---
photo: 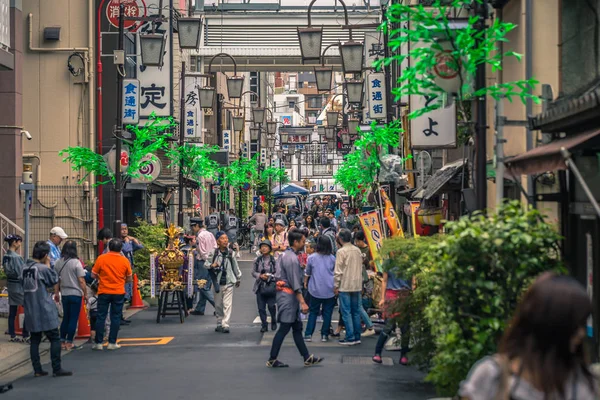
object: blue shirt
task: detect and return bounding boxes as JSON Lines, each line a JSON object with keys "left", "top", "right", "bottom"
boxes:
{"left": 386, "top": 271, "right": 411, "bottom": 290}
{"left": 47, "top": 240, "right": 61, "bottom": 269}
{"left": 305, "top": 253, "right": 336, "bottom": 299}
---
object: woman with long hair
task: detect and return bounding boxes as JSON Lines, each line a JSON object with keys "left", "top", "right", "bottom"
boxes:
{"left": 55, "top": 240, "right": 87, "bottom": 350}
{"left": 262, "top": 223, "right": 275, "bottom": 244}
{"left": 460, "top": 273, "right": 598, "bottom": 399}
{"left": 3, "top": 234, "right": 29, "bottom": 342}
{"left": 303, "top": 214, "right": 318, "bottom": 237}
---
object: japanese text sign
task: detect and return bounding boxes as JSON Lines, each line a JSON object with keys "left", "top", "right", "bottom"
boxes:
{"left": 364, "top": 31, "right": 385, "bottom": 69}
{"left": 241, "top": 141, "right": 249, "bottom": 159}
{"left": 222, "top": 130, "right": 232, "bottom": 152}
{"left": 184, "top": 78, "right": 200, "bottom": 138}
{"left": 410, "top": 95, "right": 456, "bottom": 148}
{"left": 367, "top": 73, "right": 387, "bottom": 120}
{"left": 358, "top": 211, "right": 383, "bottom": 268}
{"left": 122, "top": 79, "right": 140, "bottom": 124}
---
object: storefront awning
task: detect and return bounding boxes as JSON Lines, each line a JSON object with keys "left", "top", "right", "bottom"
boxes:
{"left": 505, "top": 129, "right": 600, "bottom": 176}
{"left": 413, "top": 159, "right": 466, "bottom": 200}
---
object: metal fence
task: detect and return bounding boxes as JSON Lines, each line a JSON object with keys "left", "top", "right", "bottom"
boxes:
{"left": 0, "top": 212, "right": 24, "bottom": 260}
{"left": 30, "top": 186, "right": 96, "bottom": 263}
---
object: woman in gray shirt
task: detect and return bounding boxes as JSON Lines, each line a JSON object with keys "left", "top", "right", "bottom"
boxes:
{"left": 460, "top": 274, "right": 598, "bottom": 400}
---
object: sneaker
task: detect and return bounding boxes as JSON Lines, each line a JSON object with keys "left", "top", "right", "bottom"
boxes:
{"left": 372, "top": 355, "right": 383, "bottom": 364}
{"left": 354, "top": 340, "right": 362, "bottom": 345}
{"left": 338, "top": 339, "right": 356, "bottom": 346}
{"left": 399, "top": 356, "right": 408, "bottom": 366}
{"left": 260, "top": 325, "right": 268, "bottom": 333}
{"left": 190, "top": 311, "right": 205, "bottom": 316}
{"left": 304, "top": 336, "right": 312, "bottom": 342}
{"left": 8, "top": 337, "right": 20, "bottom": 343}
{"left": 215, "top": 326, "right": 223, "bottom": 332}
{"left": 222, "top": 327, "right": 230, "bottom": 333}
{"left": 92, "top": 343, "right": 103, "bottom": 351}
{"left": 107, "top": 343, "right": 121, "bottom": 350}
{"left": 271, "top": 323, "right": 277, "bottom": 331}
{"left": 321, "top": 335, "right": 328, "bottom": 342}
{"left": 52, "top": 370, "right": 73, "bottom": 377}
{"left": 362, "top": 328, "right": 376, "bottom": 337}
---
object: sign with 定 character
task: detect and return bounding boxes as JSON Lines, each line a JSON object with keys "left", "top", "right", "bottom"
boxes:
{"left": 122, "top": 79, "right": 140, "bottom": 124}
{"left": 409, "top": 94, "right": 456, "bottom": 149}
{"left": 367, "top": 73, "right": 387, "bottom": 120}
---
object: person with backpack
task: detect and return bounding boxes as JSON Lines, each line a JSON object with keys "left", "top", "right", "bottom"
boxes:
{"left": 206, "top": 232, "right": 242, "bottom": 333}
{"left": 252, "top": 239, "right": 277, "bottom": 333}
{"left": 2, "top": 234, "right": 29, "bottom": 343}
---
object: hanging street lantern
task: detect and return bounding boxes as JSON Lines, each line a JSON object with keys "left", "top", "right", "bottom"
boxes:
{"left": 198, "top": 86, "right": 215, "bottom": 108}
{"left": 327, "top": 140, "right": 335, "bottom": 151}
{"left": 266, "top": 120, "right": 278, "bottom": 135}
{"left": 177, "top": 18, "right": 202, "bottom": 49}
{"left": 226, "top": 76, "right": 244, "bottom": 99}
{"left": 341, "top": 131, "right": 350, "bottom": 145}
{"left": 267, "top": 137, "right": 276, "bottom": 149}
{"left": 233, "top": 115, "right": 245, "bottom": 132}
{"left": 297, "top": 27, "right": 323, "bottom": 62}
{"left": 326, "top": 111, "right": 339, "bottom": 127}
{"left": 314, "top": 66, "right": 333, "bottom": 92}
{"left": 250, "top": 127, "right": 260, "bottom": 141}
{"left": 280, "top": 133, "right": 288, "bottom": 144}
{"left": 325, "top": 126, "right": 336, "bottom": 141}
{"left": 347, "top": 118, "right": 360, "bottom": 135}
{"left": 139, "top": 34, "right": 166, "bottom": 67}
{"left": 345, "top": 79, "right": 364, "bottom": 104}
{"left": 339, "top": 40, "right": 364, "bottom": 74}
{"left": 252, "top": 107, "right": 266, "bottom": 124}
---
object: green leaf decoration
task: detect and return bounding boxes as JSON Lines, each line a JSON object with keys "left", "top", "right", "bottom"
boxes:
{"left": 165, "top": 143, "right": 220, "bottom": 186}
{"left": 59, "top": 147, "right": 115, "bottom": 185}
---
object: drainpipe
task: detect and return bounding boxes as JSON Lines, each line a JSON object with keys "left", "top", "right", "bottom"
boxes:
{"left": 525, "top": 0, "right": 535, "bottom": 207}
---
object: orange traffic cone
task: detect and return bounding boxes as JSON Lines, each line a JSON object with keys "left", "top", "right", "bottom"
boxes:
{"left": 129, "top": 274, "right": 145, "bottom": 309}
{"left": 75, "top": 299, "right": 91, "bottom": 339}
{"left": 14, "top": 305, "right": 24, "bottom": 335}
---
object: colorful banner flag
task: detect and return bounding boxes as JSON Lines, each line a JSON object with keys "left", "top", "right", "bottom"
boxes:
{"left": 410, "top": 202, "right": 420, "bottom": 238}
{"left": 380, "top": 188, "right": 404, "bottom": 238}
{"left": 358, "top": 211, "right": 384, "bottom": 269}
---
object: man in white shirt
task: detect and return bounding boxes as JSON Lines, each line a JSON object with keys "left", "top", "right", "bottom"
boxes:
{"left": 190, "top": 218, "right": 217, "bottom": 316}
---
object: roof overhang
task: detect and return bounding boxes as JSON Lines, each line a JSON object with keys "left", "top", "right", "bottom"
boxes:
{"left": 414, "top": 159, "right": 466, "bottom": 200}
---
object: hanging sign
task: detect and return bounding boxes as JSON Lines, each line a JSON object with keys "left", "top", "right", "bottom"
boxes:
{"left": 241, "top": 141, "right": 249, "bottom": 159}
{"left": 222, "top": 130, "right": 232, "bottom": 152}
{"left": 410, "top": 95, "right": 457, "bottom": 149}
{"left": 150, "top": 253, "right": 156, "bottom": 299}
{"left": 122, "top": 79, "right": 140, "bottom": 125}
{"left": 260, "top": 148, "right": 267, "bottom": 165}
{"left": 380, "top": 188, "right": 404, "bottom": 238}
{"left": 364, "top": 31, "right": 385, "bottom": 70}
{"left": 358, "top": 211, "right": 383, "bottom": 269}
{"left": 187, "top": 252, "right": 194, "bottom": 298}
{"left": 184, "top": 78, "right": 200, "bottom": 138}
{"left": 367, "top": 73, "right": 387, "bottom": 120}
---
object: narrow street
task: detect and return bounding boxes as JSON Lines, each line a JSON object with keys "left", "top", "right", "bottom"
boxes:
{"left": 1, "top": 259, "right": 435, "bottom": 399}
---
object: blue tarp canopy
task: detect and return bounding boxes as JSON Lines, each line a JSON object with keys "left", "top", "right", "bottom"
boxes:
{"left": 272, "top": 183, "right": 309, "bottom": 195}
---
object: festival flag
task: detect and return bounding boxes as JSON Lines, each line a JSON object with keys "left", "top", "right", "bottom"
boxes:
{"left": 380, "top": 188, "right": 404, "bottom": 238}
{"left": 358, "top": 211, "right": 384, "bottom": 271}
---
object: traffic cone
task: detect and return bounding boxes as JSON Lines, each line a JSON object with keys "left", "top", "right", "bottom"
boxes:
{"left": 75, "top": 299, "right": 91, "bottom": 339}
{"left": 14, "top": 305, "right": 24, "bottom": 336}
{"left": 129, "top": 274, "right": 145, "bottom": 309}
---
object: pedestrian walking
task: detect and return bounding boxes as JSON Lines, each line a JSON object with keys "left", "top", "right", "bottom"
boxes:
{"left": 272, "top": 220, "right": 288, "bottom": 260}
{"left": 189, "top": 218, "right": 217, "bottom": 316}
{"left": 47, "top": 226, "right": 68, "bottom": 269}
{"left": 207, "top": 232, "right": 242, "bottom": 333}
{"left": 267, "top": 230, "right": 323, "bottom": 368}
{"left": 249, "top": 205, "right": 267, "bottom": 252}
{"left": 460, "top": 273, "right": 598, "bottom": 399}
{"left": 354, "top": 231, "right": 375, "bottom": 338}
{"left": 2, "top": 234, "right": 29, "bottom": 342}
{"left": 252, "top": 239, "right": 277, "bottom": 333}
{"left": 272, "top": 206, "right": 288, "bottom": 227}
{"left": 334, "top": 229, "right": 363, "bottom": 346}
{"left": 55, "top": 240, "right": 87, "bottom": 350}
{"left": 119, "top": 223, "right": 143, "bottom": 303}
{"left": 319, "top": 218, "right": 337, "bottom": 254}
{"left": 91, "top": 239, "right": 132, "bottom": 351}
{"left": 303, "top": 236, "right": 336, "bottom": 343}
{"left": 21, "top": 241, "right": 71, "bottom": 377}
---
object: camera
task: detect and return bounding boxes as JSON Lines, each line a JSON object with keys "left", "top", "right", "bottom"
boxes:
{"left": 21, "top": 130, "right": 32, "bottom": 140}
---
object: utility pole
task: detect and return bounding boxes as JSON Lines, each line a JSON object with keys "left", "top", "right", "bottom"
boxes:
{"left": 113, "top": 4, "right": 125, "bottom": 236}
{"left": 494, "top": 97, "right": 505, "bottom": 208}
{"left": 474, "top": 0, "right": 489, "bottom": 211}
{"left": 178, "top": 61, "right": 186, "bottom": 227}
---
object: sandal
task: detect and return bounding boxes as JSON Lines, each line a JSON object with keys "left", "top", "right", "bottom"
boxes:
{"left": 304, "top": 354, "right": 324, "bottom": 367}
{"left": 34, "top": 371, "right": 48, "bottom": 377}
{"left": 8, "top": 337, "right": 20, "bottom": 343}
{"left": 266, "top": 359, "right": 289, "bottom": 368}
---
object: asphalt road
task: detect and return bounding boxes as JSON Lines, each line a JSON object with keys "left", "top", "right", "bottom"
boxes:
{"left": 2, "top": 260, "right": 435, "bottom": 400}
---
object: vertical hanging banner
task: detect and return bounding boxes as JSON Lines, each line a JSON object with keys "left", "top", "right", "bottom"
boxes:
{"left": 122, "top": 79, "right": 140, "bottom": 124}
{"left": 367, "top": 72, "right": 387, "bottom": 121}
{"left": 380, "top": 188, "right": 404, "bottom": 238}
{"left": 137, "top": 0, "right": 171, "bottom": 121}
{"left": 358, "top": 211, "right": 383, "bottom": 269}
{"left": 184, "top": 77, "right": 200, "bottom": 138}
{"left": 364, "top": 31, "right": 385, "bottom": 70}
{"left": 150, "top": 253, "right": 156, "bottom": 299}
{"left": 222, "top": 130, "right": 231, "bottom": 152}
{"left": 241, "top": 141, "right": 249, "bottom": 159}
{"left": 260, "top": 148, "right": 267, "bottom": 165}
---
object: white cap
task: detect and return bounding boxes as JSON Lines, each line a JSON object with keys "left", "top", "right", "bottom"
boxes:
{"left": 275, "top": 219, "right": 285, "bottom": 226}
{"left": 50, "top": 226, "right": 68, "bottom": 239}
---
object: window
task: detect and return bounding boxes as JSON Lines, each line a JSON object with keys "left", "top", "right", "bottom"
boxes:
{"left": 308, "top": 96, "right": 322, "bottom": 109}
{"left": 288, "top": 100, "right": 296, "bottom": 109}
{"left": 299, "top": 81, "right": 304, "bottom": 88}
{"left": 250, "top": 72, "right": 259, "bottom": 103}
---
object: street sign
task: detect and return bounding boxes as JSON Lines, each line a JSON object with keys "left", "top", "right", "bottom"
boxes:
{"left": 103, "top": 146, "right": 129, "bottom": 174}
{"left": 367, "top": 73, "right": 387, "bottom": 120}
{"left": 222, "top": 130, "right": 232, "bottom": 153}
{"left": 184, "top": 78, "right": 201, "bottom": 138}
{"left": 122, "top": 79, "right": 140, "bottom": 125}
{"left": 106, "top": 0, "right": 143, "bottom": 30}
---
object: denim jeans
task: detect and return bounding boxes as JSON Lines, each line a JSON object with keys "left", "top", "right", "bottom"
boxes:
{"left": 338, "top": 291, "right": 362, "bottom": 341}
{"left": 359, "top": 303, "right": 374, "bottom": 329}
{"left": 305, "top": 296, "right": 336, "bottom": 337}
{"left": 95, "top": 294, "right": 125, "bottom": 344}
{"left": 30, "top": 328, "right": 62, "bottom": 373}
{"left": 60, "top": 295, "right": 82, "bottom": 342}
{"left": 8, "top": 305, "right": 29, "bottom": 338}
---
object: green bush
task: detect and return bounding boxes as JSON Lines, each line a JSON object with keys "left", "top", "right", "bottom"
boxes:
{"left": 382, "top": 201, "right": 564, "bottom": 396}
{"left": 129, "top": 219, "right": 167, "bottom": 280}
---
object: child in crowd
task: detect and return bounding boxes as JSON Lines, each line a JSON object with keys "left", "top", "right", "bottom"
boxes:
{"left": 86, "top": 284, "right": 98, "bottom": 344}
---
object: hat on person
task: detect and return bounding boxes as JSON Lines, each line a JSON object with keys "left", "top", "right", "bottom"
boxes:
{"left": 275, "top": 219, "right": 285, "bottom": 226}
{"left": 215, "top": 231, "right": 227, "bottom": 240}
{"left": 190, "top": 218, "right": 203, "bottom": 227}
{"left": 259, "top": 239, "right": 272, "bottom": 250}
{"left": 50, "top": 226, "right": 68, "bottom": 239}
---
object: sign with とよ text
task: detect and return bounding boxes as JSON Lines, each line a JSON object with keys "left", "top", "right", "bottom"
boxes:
{"left": 184, "top": 78, "right": 201, "bottom": 138}
{"left": 410, "top": 94, "right": 456, "bottom": 149}
{"left": 137, "top": 0, "right": 171, "bottom": 121}
{"left": 222, "top": 130, "right": 232, "bottom": 153}
{"left": 367, "top": 73, "right": 387, "bottom": 120}
{"left": 122, "top": 79, "right": 140, "bottom": 124}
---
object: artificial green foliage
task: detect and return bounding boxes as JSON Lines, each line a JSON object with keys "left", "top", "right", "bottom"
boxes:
{"left": 59, "top": 147, "right": 115, "bottom": 185}
{"left": 334, "top": 121, "right": 402, "bottom": 198}
{"left": 220, "top": 156, "right": 259, "bottom": 189}
{"left": 260, "top": 166, "right": 289, "bottom": 188}
{"left": 381, "top": 201, "right": 563, "bottom": 395}
{"left": 377, "top": 0, "right": 541, "bottom": 119}
{"left": 166, "top": 143, "right": 220, "bottom": 184}
{"left": 129, "top": 219, "right": 168, "bottom": 280}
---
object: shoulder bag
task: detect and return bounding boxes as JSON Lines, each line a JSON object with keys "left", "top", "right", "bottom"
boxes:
{"left": 258, "top": 256, "right": 277, "bottom": 297}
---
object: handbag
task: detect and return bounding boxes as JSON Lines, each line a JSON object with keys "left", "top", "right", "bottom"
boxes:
{"left": 258, "top": 256, "right": 277, "bottom": 297}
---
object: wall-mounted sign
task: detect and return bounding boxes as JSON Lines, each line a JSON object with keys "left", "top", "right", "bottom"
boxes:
{"left": 131, "top": 154, "right": 162, "bottom": 183}
{"left": 122, "top": 79, "right": 140, "bottom": 125}
{"left": 184, "top": 78, "right": 201, "bottom": 138}
{"left": 281, "top": 115, "right": 292, "bottom": 126}
{"left": 367, "top": 72, "right": 387, "bottom": 120}
{"left": 241, "top": 141, "right": 249, "bottom": 159}
{"left": 280, "top": 127, "right": 313, "bottom": 144}
{"left": 222, "top": 130, "right": 232, "bottom": 153}
{"left": 364, "top": 31, "right": 385, "bottom": 70}
{"left": 409, "top": 95, "right": 456, "bottom": 149}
